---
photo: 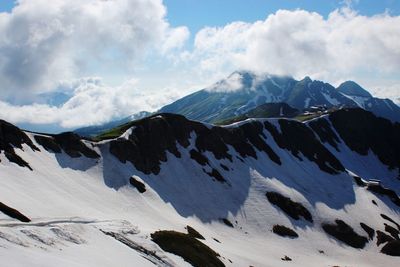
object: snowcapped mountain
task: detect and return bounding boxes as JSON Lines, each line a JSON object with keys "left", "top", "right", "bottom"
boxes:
{"left": 1, "top": 108, "right": 400, "bottom": 266}
{"left": 159, "top": 71, "right": 400, "bottom": 123}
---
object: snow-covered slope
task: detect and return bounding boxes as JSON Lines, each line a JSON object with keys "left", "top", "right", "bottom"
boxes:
{"left": 0, "top": 109, "right": 399, "bottom": 267}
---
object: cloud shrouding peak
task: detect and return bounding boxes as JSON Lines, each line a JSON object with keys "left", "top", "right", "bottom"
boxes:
{"left": 0, "top": 2, "right": 399, "bottom": 130}
{"left": 190, "top": 7, "right": 400, "bottom": 93}
{"left": 0, "top": 0, "right": 189, "bottom": 100}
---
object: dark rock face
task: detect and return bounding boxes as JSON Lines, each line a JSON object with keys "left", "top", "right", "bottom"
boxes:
{"left": 381, "top": 240, "right": 400, "bottom": 256}
{"left": 35, "top": 132, "right": 99, "bottom": 159}
{"left": 266, "top": 191, "right": 313, "bottom": 222}
{"left": 309, "top": 118, "right": 340, "bottom": 151}
{"left": 34, "top": 135, "right": 62, "bottom": 153}
{"left": 272, "top": 225, "right": 298, "bottom": 238}
{"left": 186, "top": 226, "right": 205, "bottom": 240}
{"left": 330, "top": 108, "right": 400, "bottom": 170}
{"left": 190, "top": 149, "right": 209, "bottom": 166}
{"left": 381, "top": 214, "right": 400, "bottom": 230}
{"left": 129, "top": 177, "right": 146, "bottom": 193}
{"left": 206, "top": 169, "right": 226, "bottom": 183}
{"left": 367, "top": 184, "right": 400, "bottom": 207}
{"left": 0, "top": 202, "right": 30, "bottom": 222}
{"left": 109, "top": 113, "right": 280, "bottom": 175}
{"left": 264, "top": 120, "right": 344, "bottom": 174}
{"left": 221, "top": 218, "right": 234, "bottom": 228}
{"left": 0, "top": 120, "right": 39, "bottom": 169}
{"left": 360, "top": 223, "right": 375, "bottom": 240}
{"left": 384, "top": 224, "right": 399, "bottom": 240}
{"left": 377, "top": 230, "right": 394, "bottom": 246}
{"left": 322, "top": 219, "right": 368, "bottom": 249}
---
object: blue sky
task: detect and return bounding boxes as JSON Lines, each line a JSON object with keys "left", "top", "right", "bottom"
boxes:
{"left": 2, "top": 0, "right": 400, "bottom": 31}
{"left": 0, "top": 0, "right": 399, "bottom": 132}
{"left": 165, "top": 0, "right": 400, "bottom": 32}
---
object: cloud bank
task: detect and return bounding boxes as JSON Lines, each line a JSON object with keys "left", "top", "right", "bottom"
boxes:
{"left": 0, "top": 2, "right": 399, "bottom": 130}
{"left": 190, "top": 7, "right": 400, "bottom": 88}
{"left": 0, "top": 77, "right": 180, "bottom": 128}
{"left": 0, "top": 0, "right": 188, "bottom": 99}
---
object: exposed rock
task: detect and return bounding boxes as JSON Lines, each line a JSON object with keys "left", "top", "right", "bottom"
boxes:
{"left": 264, "top": 119, "right": 344, "bottom": 174}
{"left": 266, "top": 191, "right": 313, "bottom": 222}
{"left": 34, "top": 135, "right": 62, "bottom": 153}
{"left": 381, "top": 214, "right": 400, "bottom": 230}
{"left": 272, "top": 225, "right": 298, "bottom": 238}
{"left": 309, "top": 118, "right": 340, "bottom": 151}
{"left": 322, "top": 220, "right": 368, "bottom": 249}
{"left": 0, "top": 120, "right": 38, "bottom": 169}
{"left": 129, "top": 177, "right": 146, "bottom": 193}
{"left": 0, "top": 202, "right": 30, "bottom": 222}
{"left": 377, "top": 230, "right": 394, "bottom": 246}
{"left": 35, "top": 132, "right": 99, "bottom": 159}
{"left": 330, "top": 108, "right": 400, "bottom": 170}
{"left": 381, "top": 240, "right": 400, "bottom": 256}
{"left": 367, "top": 184, "right": 400, "bottom": 207}
{"left": 206, "top": 169, "right": 226, "bottom": 183}
{"left": 352, "top": 176, "right": 367, "bottom": 187}
{"left": 190, "top": 149, "right": 209, "bottom": 166}
{"left": 110, "top": 113, "right": 280, "bottom": 175}
{"left": 186, "top": 226, "right": 205, "bottom": 240}
{"left": 221, "top": 218, "right": 234, "bottom": 228}
{"left": 151, "top": 230, "right": 225, "bottom": 267}
{"left": 360, "top": 222, "right": 375, "bottom": 240}
{"left": 384, "top": 224, "right": 399, "bottom": 240}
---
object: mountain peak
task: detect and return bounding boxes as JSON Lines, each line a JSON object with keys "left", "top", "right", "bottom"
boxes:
{"left": 337, "top": 81, "right": 372, "bottom": 98}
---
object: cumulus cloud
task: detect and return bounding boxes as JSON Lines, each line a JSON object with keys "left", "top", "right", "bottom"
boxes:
{"left": 0, "top": 78, "right": 182, "bottom": 128}
{"left": 186, "top": 7, "right": 400, "bottom": 95}
{"left": 0, "top": 0, "right": 188, "bottom": 100}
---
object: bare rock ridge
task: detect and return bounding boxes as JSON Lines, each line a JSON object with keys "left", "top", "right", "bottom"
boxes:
{"left": 34, "top": 132, "right": 99, "bottom": 158}
{"left": 109, "top": 112, "right": 349, "bottom": 176}
{"left": 0, "top": 120, "right": 39, "bottom": 169}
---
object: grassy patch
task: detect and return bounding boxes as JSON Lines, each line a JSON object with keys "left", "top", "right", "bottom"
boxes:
{"left": 92, "top": 121, "right": 135, "bottom": 141}
{"left": 151, "top": 230, "right": 225, "bottom": 267}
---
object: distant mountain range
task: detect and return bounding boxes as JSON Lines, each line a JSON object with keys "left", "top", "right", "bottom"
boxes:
{"left": 74, "top": 71, "right": 400, "bottom": 137}
{"left": 74, "top": 111, "right": 151, "bottom": 137}
{"left": 160, "top": 71, "right": 400, "bottom": 123}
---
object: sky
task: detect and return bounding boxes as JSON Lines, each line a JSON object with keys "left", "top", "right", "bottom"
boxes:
{"left": 0, "top": 0, "right": 399, "bottom": 132}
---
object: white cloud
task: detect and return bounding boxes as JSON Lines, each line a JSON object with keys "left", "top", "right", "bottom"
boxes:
{"left": 0, "top": 0, "right": 188, "bottom": 100}
{"left": 185, "top": 7, "right": 400, "bottom": 97}
{"left": 1, "top": 3, "right": 399, "bottom": 130}
{"left": 0, "top": 78, "right": 182, "bottom": 128}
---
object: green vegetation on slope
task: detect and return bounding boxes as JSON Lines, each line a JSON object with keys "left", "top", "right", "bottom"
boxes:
{"left": 151, "top": 230, "right": 225, "bottom": 267}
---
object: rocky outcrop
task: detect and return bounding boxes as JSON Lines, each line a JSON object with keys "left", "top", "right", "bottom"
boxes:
{"left": 322, "top": 219, "right": 368, "bottom": 249}
{"left": 266, "top": 191, "right": 313, "bottom": 222}
{"left": 0, "top": 202, "right": 30, "bottom": 222}
{"left": 0, "top": 120, "right": 38, "bottom": 169}
{"left": 109, "top": 113, "right": 281, "bottom": 175}
{"left": 35, "top": 132, "right": 99, "bottom": 158}
{"left": 330, "top": 108, "right": 400, "bottom": 170}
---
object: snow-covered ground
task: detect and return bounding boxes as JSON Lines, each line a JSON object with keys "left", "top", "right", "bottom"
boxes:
{"left": 0, "top": 116, "right": 399, "bottom": 267}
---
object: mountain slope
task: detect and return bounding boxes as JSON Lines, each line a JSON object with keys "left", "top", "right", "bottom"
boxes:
{"left": 216, "top": 103, "right": 299, "bottom": 125}
{"left": 159, "top": 71, "right": 400, "bottom": 123}
{"left": 1, "top": 109, "right": 400, "bottom": 266}
{"left": 74, "top": 111, "right": 151, "bottom": 137}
